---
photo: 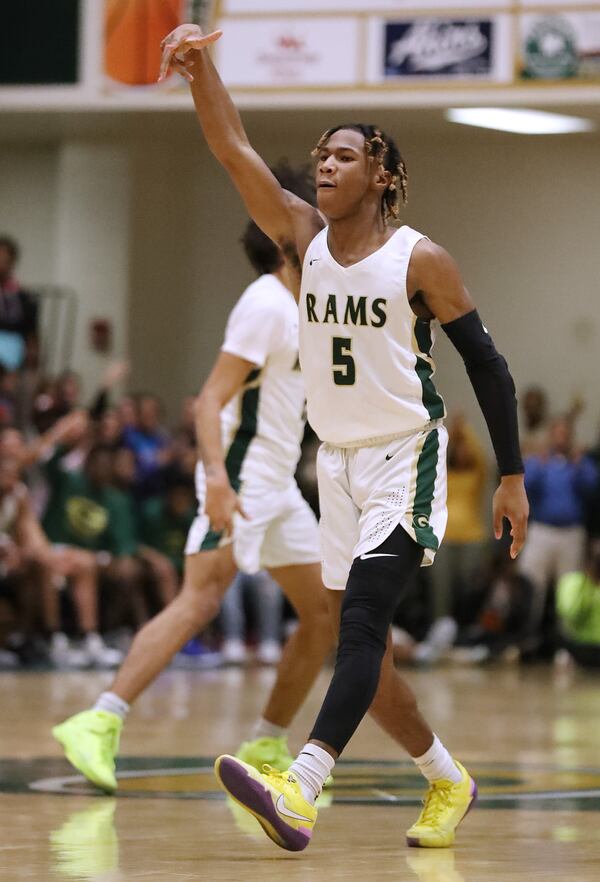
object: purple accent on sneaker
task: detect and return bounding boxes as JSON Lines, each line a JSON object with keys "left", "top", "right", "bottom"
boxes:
{"left": 465, "top": 778, "right": 478, "bottom": 817}
{"left": 218, "top": 758, "right": 311, "bottom": 852}
{"left": 406, "top": 837, "right": 420, "bottom": 848}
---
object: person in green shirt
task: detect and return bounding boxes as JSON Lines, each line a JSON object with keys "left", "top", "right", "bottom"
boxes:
{"left": 139, "top": 480, "right": 196, "bottom": 577}
{"left": 43, "top": 444, "right": 140, "bottom": 665}
{"left": 136, "top": 479, "right": 196, "bottom": 609}
{"left": 556, "top": 539, "right": 600, "bottom": 668}
{"left": 44, "top": 445, "right": 137, "bottom": 558}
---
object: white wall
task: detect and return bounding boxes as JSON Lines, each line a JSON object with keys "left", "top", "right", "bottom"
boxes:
{"left": 127, "top": 114, "right": 600, "bottom": 444}
{"left": 1, "top": 113, "right": 599, "bottom": 447}
{"left": 0, "top": 145, "right": 58, "bottom": 281}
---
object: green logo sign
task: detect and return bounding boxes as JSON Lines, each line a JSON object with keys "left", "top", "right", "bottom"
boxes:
{"left": 523, "top": 17, "right": 578, "bottom": 80}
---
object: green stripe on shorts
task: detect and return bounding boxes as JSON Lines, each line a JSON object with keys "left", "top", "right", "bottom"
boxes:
{"left": 411, "top": 429, "right": 440, "bottom": 551}
{"left": 200, "top": 370, "right": 261, "bottom": 552}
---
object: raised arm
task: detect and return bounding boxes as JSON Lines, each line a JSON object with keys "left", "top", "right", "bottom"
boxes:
{"left": 407, "top": 239, "right": 529, "bottom": 559}
{"left": 159, "top": 25, "right": 322, "bottom": 283}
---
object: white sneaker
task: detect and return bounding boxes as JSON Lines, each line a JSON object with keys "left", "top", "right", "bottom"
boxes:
{"left": 83, "top": 633, "right": 123, "bottom": 669}
{"left": 414, "top": 617, "right": 458, "bottom": 665}
{"left": 256, "top": 640, "right": 282, "bottom": 666}
{"left": 221, "top": 639, "right": 249, "bottom": 666}
{"left": 50, "top": 633, "right": 88, "bottom": 669}
{"left": 0, "top": 649, "right": 19, "bottom": 669}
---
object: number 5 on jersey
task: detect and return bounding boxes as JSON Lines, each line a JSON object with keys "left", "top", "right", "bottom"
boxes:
{"left": 332, "top": 337, "right": 355, "bottom": 386}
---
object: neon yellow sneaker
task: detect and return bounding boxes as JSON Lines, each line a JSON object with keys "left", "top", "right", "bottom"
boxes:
{"left": 215, "top": 755, "right": 317, "bottom": 851}
{"left": 50, "top": 800, "right": 118, "bottom": 878}
{"left": 406, "top": 760, "right": 477, "bottom": 848}
{"left": 236, "top": 736, "right": 294, "bottom": 772}
{"left": 52, "top": 709, "right": 122, "bottom": 792}
{"left": 236, "top": 736, "right": 334, "bottom": 788}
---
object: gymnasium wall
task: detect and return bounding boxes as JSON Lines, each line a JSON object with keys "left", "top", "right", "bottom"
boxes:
{"left": 128, "top": 112, "right": 600, "bottom": 447}
{"left": 0, "top": 113, "right": 598, "bottom": 447}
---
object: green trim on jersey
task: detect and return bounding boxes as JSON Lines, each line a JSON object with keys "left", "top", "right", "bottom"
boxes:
{"left": 200, "top": 369, "right": 261, "bottom": 551}
{"left": 411, "top": 429, "right": 440, "bottom": 551}
{"left": 413, "top": 320, "right": 445, "bottom": 421}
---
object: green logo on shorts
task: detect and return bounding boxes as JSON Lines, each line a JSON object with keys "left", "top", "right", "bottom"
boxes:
{"left": 413, "top": 514, "right": 430, "bottom": 530}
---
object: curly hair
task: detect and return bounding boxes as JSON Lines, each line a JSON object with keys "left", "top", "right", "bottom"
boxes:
{"left": 311, "top": 123, "right": 408, "bottom": 220}
{"left": 241, "top": 161, "right": 316, "bottom": 276}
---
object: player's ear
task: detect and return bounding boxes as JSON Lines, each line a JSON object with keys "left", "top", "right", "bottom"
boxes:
{"left": 373, "top": 165, "right": 392, "bottom": 192}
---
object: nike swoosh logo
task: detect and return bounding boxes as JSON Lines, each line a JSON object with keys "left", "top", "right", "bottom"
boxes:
{"left": 310, "top": 258, "right": 320, "bottom": 265}
{"left": 385, "top": 451, "right": 399, "bottom": 461}
{"left": 276, "top": 794, "right": 313, "bottom": 822}
{"left": 359, "top": 553, "right": 398, "bottom": 560}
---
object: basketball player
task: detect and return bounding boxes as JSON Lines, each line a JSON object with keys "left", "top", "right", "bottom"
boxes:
{"left": 159, "top": 25, "right": 529, "bottom": 851}
{"left": 52, "top": 163, "right": 335, "bottom": 792}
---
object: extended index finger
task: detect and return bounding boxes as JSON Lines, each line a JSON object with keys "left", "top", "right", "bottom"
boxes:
{"left": 159, "top": 40, "right": 177, "bottom": 82}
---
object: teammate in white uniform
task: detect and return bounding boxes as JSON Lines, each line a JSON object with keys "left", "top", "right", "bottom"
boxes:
{"left": 53, "top": 165, "right": 334, "bottom": 792}
{"left": 159, "top": 24, "right": 530, "bottom": 853}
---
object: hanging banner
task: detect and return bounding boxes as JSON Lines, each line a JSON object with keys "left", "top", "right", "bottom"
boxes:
{"left": 519, "top": 11, "right": 600, "bottom": 80}
{"left": 215, "top": 16, "right": 360, "bottom": 87}
{"left": 367, "top": 15, "right": 513, "bottom": 83}
{"left": 222, "top": 1, "right": 504, "bottom": 12}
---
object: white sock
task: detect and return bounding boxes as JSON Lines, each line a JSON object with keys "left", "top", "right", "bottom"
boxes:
{"left": 413, "top": 734, "right": 462, "bottom": 784}
{"left": 289, "top": 743, "right": 335, "bottom": 804}
{"left": 251, "top": 717, "right": 287, "bottom": 740}
{"left": 94, "top": 691, "right": 130, "bottom": 721}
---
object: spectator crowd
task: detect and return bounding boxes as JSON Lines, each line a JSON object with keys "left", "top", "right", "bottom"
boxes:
{"left": 2, "top": 233, "right": 600, "bottom": 673}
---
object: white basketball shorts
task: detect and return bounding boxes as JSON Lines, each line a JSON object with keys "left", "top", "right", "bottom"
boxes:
{"left": 184, "top": 464, "right": 320, "bottom": 574}
{"left": 317, "top": 424, "right": 448, "bottom": 590}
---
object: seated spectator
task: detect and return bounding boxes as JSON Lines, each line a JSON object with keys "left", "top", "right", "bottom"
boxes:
{"left": 220, "top": 570, "right": 284, "bottom": 666}
{"left": 452, "top": 553, "right": 533, "bottom": 663}
{"left": 97, "top": 407, "right": 124, "bottom": 448}
{"left": 123, "top": 394, "right": 172, "bottom": 499}
{"left": 42, "top": 443, "right": 140, "bottom": 664}
{"left": 556, "top": 540, "right": 600, "bottom": 669}
{"left": 136, "top": 480, "right": 196, "bottom": 610}
{"left": 139, "top": 479, "right": 195, "bottom": 579}
{"left": 518, "top": 416, "right": 599, "bottom": 653}
{"left": 0, "top": 235, "right": 39, "bottom": 371}
{"left": 418, "top": 415, "right": 487, "bottom": 663}
{"left": 0, "top": 454, "right": 96, "bottom": 668}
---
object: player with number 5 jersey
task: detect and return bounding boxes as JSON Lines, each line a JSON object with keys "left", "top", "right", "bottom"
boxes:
{"left": 159, "top": 22, "right": 529, "bottom": 854}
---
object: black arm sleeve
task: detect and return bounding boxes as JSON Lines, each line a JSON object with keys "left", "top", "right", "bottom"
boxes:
{"left": 441, "top": 309, "right": 523, "bottom": 476}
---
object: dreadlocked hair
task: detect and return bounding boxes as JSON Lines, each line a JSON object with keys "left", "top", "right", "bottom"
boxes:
{"left": 241, "top": 160, "right": 316, "bottom": 275}
{"left": 311, "top": 123, "right": 408, "bottom": 220}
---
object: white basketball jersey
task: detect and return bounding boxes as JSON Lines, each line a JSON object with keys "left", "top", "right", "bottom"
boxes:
{"left": 219, "top": 274, "right": 305, "bottom": 488}
{"left": 299, "top": 225, "right": 445, "bottom": 445}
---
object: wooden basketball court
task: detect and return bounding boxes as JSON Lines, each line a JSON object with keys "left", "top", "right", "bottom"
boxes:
{"left": 2, "top": 663, "right": 599, "bottom": 881}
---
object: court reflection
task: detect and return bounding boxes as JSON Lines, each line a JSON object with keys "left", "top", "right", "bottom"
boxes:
{"left": 49, "top": 799, "right": 121, "bottom": 881}
{"left": 405, "top": 849, "right": 466, "bottom": 882}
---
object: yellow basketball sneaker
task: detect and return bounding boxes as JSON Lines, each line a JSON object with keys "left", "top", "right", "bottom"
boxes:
{"left": 406, "top": 760, "right": 477, "bottom": 848}
{"left": 215, "top": 755, "right": 317, "bottom": 851}
{"left": 235, "top": 736, "right": 334, "bottom": 788}
{"left": 236, "top": 736, "right": 294, "bottom": 772}
{"left": 52, "top": 709, "right": 122, "bottom": 792}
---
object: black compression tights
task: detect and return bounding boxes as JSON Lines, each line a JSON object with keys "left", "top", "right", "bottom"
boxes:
{"left": 310, "top": 526, "right": 423, "bottom": 755}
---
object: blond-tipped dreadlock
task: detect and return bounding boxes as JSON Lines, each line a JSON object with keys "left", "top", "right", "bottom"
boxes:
{"left": 311, "top": 123, "right": 408, "bottom": 220}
